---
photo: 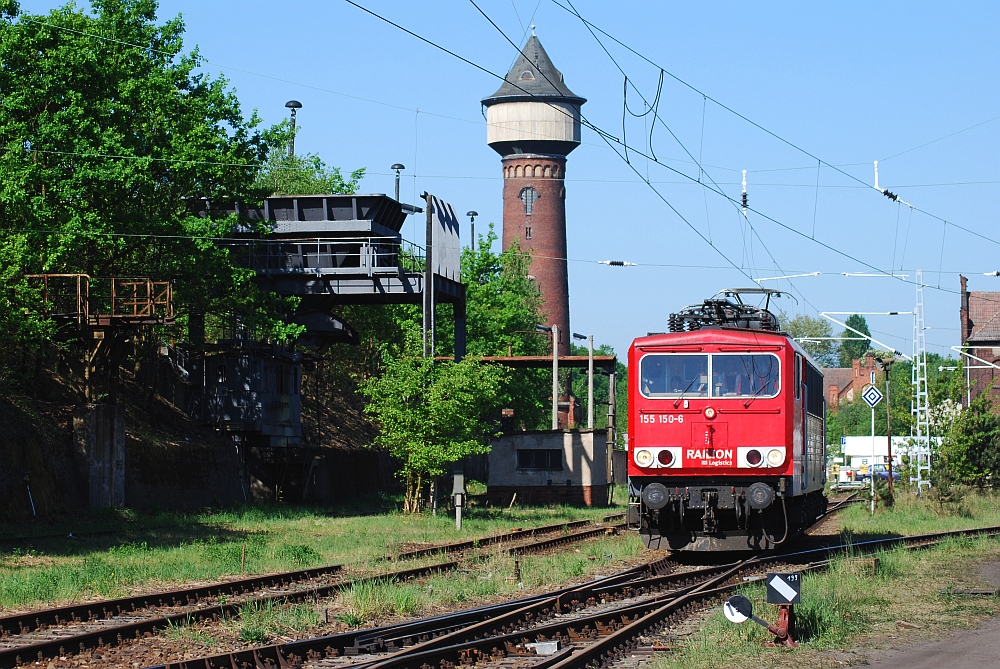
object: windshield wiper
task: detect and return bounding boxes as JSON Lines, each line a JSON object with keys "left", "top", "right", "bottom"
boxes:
{"left": 673, "top": 377, "right": 698, "bottom": 408}
{"left": 743, "top": 382, "right": 770, "bottom": 408}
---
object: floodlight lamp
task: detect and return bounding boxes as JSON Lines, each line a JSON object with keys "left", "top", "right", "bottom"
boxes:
{"left": 572, "top": 333, "right": 586, "bottom": 340}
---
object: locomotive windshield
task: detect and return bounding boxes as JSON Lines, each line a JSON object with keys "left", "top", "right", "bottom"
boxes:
{"left": 640, "top": 354, "right": 708, "bottom": 398}
{"left": 640, "top": 353, "right": 780, "bottom": 399}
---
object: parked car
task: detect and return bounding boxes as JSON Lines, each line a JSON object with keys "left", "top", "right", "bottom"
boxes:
{"left": 857, "top": 464, "right": 901, "bottom": 481}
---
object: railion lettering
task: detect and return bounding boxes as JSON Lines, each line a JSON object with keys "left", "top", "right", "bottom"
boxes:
{"left": 686, "top": 448, "right": 734, "bottom": 460}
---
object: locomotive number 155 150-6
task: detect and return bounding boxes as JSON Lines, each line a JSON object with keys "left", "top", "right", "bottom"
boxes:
{"left": 638, "top": 414, "right": 685, "bottom": 424}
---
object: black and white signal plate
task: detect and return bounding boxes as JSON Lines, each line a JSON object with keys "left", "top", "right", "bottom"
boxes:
{"left": 765, "top": 573, "right": 801, "bottom": 604}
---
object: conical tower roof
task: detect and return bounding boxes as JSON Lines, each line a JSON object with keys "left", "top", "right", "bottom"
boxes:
{"left": 482, "top": 35, "right": 586, "bottom": 106}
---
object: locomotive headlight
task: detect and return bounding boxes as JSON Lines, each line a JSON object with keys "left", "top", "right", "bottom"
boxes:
{"left": 767, "top": 448, "right": 785, "bottom": 467}
{"left": 704, "top": 406, "right": 717, "bottom": 419}
{"left": 746, "top": 449, "right": 762, "bottom": 466}
{"left": 657, "top": 449, "right": 674, "bottom": 466}
{"left": 635, "top": 449, "right": 654, "bottom": 467}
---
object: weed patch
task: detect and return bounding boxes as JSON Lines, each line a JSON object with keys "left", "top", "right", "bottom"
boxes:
{"left": 655, "top": 535, "right": 1000, "bottom": 669}
{"left": 342, "top": 579, "right": 424, "bottom": 622}
{"left": 231, "top": 600, "right": 320, "bottom": 645}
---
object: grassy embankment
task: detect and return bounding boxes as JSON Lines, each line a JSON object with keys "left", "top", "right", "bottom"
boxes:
{"left": 0, "top": 492, "right": 635, "bottom": 618}
{"left": 657, "top": 490, "right": 1000, "bottom": 669}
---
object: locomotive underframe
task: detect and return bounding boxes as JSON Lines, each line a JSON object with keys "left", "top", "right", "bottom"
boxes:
{"left": 630, "top": 477, "right": 828, "bottom": 551}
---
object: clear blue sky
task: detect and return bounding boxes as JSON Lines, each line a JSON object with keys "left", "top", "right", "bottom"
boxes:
{"left": 22, "top": 0, "right": 1000, "bottom": 361}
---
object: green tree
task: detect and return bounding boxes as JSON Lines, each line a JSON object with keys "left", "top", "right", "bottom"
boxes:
{"left": 255, "top": 152, "right": 365, "bottom": 196}
{"left": 839, "top": 314, "right": 872, "bottom": 366}
{"left": 780, "top": 312, "right": 839, "bottom": 367}
{"left": 435, "top": 225, "right": 550, "bottom": 430}
{"left": 939, "top": 390, "right": 1000, "bottom": 487}
{"left": 0, "top": 0, "right": 293, "bottom": 353}
{"left": 360, "top": 350, "right": 506, "bottom": 512}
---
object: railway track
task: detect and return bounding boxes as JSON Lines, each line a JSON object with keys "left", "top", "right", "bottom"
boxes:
{"left": 147, "top": 523, "right": 1000, "bottom": 669}
{"left": 395, "top": 519, "right": 614, "bottom": 560}
{"left": 0, "top": 520, "right": 622, "bottom": 668}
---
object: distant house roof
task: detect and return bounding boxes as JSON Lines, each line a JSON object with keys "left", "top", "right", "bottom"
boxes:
{"left": 482, "top": 35, "right": 586, "bottom": 106}
{"left": 823, "top": 368, "right": 853, "bottom": 400}
{"left": 967, "top": 291, "right": 1000, "bottom": 343}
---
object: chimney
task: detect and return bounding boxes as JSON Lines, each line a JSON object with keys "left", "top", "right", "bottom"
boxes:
{"left": 828, "top": 384, "right": 839, "bottom": 411}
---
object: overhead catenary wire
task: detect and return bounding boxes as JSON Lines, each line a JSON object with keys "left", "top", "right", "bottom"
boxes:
{"left": 548, "top": 0, "right": 1000, "bottom": 257}
{"left": 21, "top": 13, "right": 994, "bottom": 187}
{"left": 460, "top": 0, "right": 754, "bottom": 282}
{"left": 23, "top": 150, "right": 1000, "bottom": 190}
{"left": 544, "top": 2, "right": 1000, "bottom": 312}
{"left": 18, "top": 3, "right": 992, "bottom": 316}
{"left": 558, "top": 0, "right": 814, "bottom": 309}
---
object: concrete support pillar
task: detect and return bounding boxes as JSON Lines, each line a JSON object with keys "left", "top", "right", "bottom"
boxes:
{"left": 73, "top": 404, "right": 125, "bottom": 508}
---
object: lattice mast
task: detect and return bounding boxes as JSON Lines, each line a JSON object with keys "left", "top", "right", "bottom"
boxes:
{"left": 911, "top": 269, "right": 931, "bottom": 491}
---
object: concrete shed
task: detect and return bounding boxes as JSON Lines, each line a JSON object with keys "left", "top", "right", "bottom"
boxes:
{"left": 486, "top": 429, "right": 609, "bottom": 506}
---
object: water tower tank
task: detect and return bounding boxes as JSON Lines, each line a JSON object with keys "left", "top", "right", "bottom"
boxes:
{"left": 481, "top": 35, "right": 586, "bottom": 158}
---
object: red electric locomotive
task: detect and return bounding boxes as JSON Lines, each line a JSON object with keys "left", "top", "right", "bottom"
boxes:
{"left": 628, "top": 289, "right": 827, "bottom": 551}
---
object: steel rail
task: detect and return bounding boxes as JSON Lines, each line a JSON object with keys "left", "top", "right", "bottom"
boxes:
{"left": 395, "top": 520, "right": 593, "bottom": 560}
{"left": 0, "top": 562, "right": 347, "bottom": 637}
{"left": 0, "top": 562, "right": 457, "bottom": 669}
{"left": 0, "top": 520, "right": 630, "bottom": 668}
{"left": 541, "top": 525, "right": 1000, "bottom": 669}
{"left": 153, "top": 559, "right": 671, "bottom": 669}
{"left": 2, "top": 518, "right": 612, "bottom": 638}
{"left": 288, "top": 524, "right": 1000, "bottom": 669}
{"left": 509, "top": 525, "right": 625, "bottom": 556}
{"left": 359, "top": 560, "right": 760, "bottom": 669}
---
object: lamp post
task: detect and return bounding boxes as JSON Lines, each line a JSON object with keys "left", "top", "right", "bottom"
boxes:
{"left": 466, "top": 211, "right": 478, "bottom": 251}
{"left": 573, "top": 332, "right": 594, "bottom": 429}
{"left": 285, "top": 100, "right": 302, "bottom": 157}
{"left": 391, "top": 164, "right": 405, "bottom": 202}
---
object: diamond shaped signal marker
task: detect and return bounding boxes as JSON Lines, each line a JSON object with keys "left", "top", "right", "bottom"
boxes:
{"left": 862, "top": 385, "right": 884, "bottom": 408}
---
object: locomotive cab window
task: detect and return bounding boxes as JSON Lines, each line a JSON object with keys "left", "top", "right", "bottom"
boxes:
{"left": 794, "top": 354, "right": 802, "bottom": 400}
{"left": 711, "top": 354, "right": 780, "bottom": 398}
{"left": 640, "top": 354, "right": 708, "bottom": 398}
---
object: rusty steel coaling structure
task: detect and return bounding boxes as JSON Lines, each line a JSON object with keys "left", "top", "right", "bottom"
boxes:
{"left": 26, "top": 274, "right": 174, "bottom": 329}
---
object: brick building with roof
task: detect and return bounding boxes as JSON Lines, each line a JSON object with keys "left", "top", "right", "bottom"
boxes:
{"left": 822, "top": 355, "right": 880, "bottom": 410}
{"left": 960, "top": 275, "right": 1000, "bottom": 400}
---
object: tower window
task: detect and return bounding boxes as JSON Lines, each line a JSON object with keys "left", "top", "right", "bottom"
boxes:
{"left": 519, "top": 70, "right": 535, "bottom": 81}
{"left": 525, "top": 225, "right": 532, "bottom": 240}
{"left": 519, "top": 187, "right": 539, "bottom": 215}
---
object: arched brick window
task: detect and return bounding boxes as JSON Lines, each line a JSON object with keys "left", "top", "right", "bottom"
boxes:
{"left": 519, "top": 187, "right": 539, "bottom": 215}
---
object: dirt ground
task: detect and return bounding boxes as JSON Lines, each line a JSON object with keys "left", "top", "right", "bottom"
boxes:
{"left": 859, "top": 561, "right": 1000, "bottom": 669}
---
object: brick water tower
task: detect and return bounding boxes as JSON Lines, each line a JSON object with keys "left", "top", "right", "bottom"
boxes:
{"left": 482, "top": 34, "right": 585, "bottom": 357}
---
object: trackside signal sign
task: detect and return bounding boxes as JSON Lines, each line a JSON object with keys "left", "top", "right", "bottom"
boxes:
{"left": 765, "top": 573, "right": 801, "bottom": 605}
{"left": 862, "top": 385, "right": 884, "bottom": 409}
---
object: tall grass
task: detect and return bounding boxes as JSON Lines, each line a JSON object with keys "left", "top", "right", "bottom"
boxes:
{"left": 838, "top": 487, "right": 1000, "bottom": 537}
{"left": 341, "top": 579, "right": 424, "bottom": 623}
{"left": 232, "top": 599, "right": 320, "bottom": 644}
{"left": 0, "top": 499, "right": 621, "bottom": 611}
